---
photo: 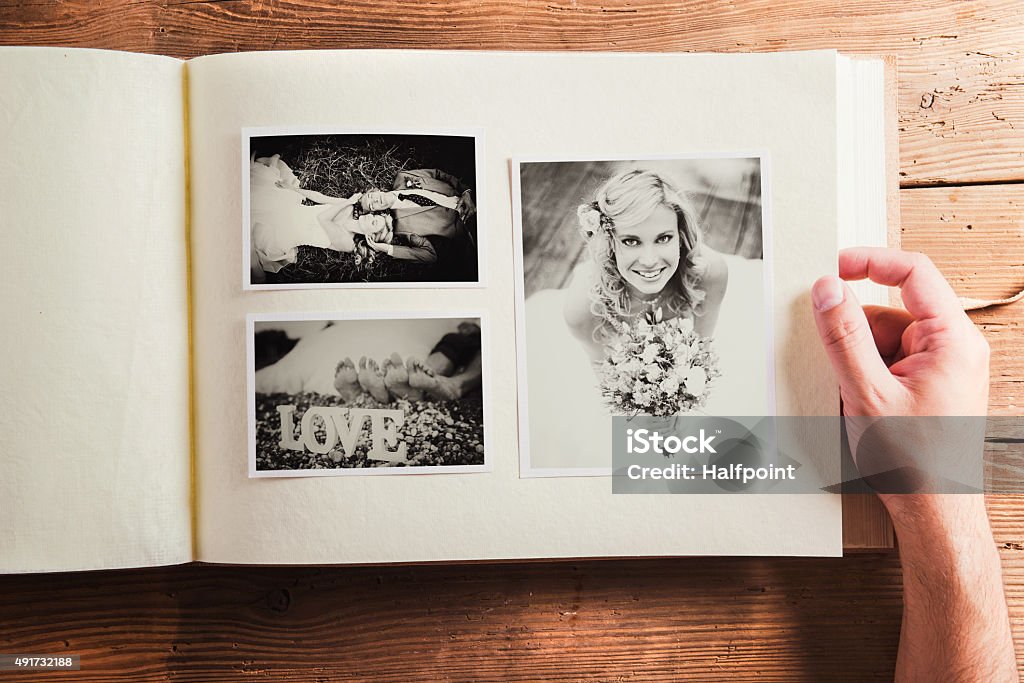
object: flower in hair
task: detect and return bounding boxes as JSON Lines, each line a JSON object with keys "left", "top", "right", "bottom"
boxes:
{"left": 577, "top": 204, "right": 611, "bottom": 240}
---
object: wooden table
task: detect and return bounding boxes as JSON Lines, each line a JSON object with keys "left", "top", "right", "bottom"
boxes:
{"left": 1, "top": 1, "right": 1021, "bottom": 680}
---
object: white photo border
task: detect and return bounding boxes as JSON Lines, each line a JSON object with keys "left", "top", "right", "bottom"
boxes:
{"left": 242, "top": 126, "right": 488, "bottom": 291}
{"left": 247, "top": 310, "right": 493, "bottom": 478}
{"left": 511, "top": 151, "right": 777, "bottom": 478}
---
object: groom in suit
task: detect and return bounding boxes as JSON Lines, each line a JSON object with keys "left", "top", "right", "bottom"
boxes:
{"left": 360, "top": 168, "right": 478, "bottom": 278}
{"left": 391, "top": 168, "right": 476, "bottom": 239}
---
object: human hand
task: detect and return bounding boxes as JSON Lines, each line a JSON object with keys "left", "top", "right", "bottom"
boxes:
{"left": 365, "top": 234, "right": 394, "bottom": 256}
{"left": 812, "top": 247, "right": 989, "bottom": 417}
{"left": 811, "top": 248, "right": 990, "bottom": 512}
{"left": 369, "top": 225, "right": 392, "bottom": 244}
{"left": 456, "top": 190, "right": 476, "bottom": 221}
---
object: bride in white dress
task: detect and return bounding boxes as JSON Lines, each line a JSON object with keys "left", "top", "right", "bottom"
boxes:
{"left": 523, "top": 169, "right": 770, "bottom": 472}
{"left": 249, "top": 155, "right": 449, "bottom": 282}
{"left": 249, "top": 154, "right": 389, "bottom": 279}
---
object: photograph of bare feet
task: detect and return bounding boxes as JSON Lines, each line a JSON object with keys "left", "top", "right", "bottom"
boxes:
{"left": 250, "top": 316, "right": 486, "bottom": 475}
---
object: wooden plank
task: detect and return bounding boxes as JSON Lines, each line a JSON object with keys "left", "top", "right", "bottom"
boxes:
{"left": 0, "top": 558, "right": 903, "bottom": 682}
{"left": 0, "top": 548, "right": 1023, "bottom": 681}
{"left": 843, "top": 494, "right": 894, "bottom": 551}
{"left": 520, "top": 161, "right": 605, "bottom": 296}
{"left": 900, "top": 183, "right": 1024, "bottom": 414}
{"left": 1, "top": 0, "right": 1023, "bottom": 184}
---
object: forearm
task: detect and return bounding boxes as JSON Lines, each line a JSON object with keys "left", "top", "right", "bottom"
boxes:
{"left": 388, "top": 243, "right": 437, "bottom": 263}
{"left": 316, "top": 202, "right": 352, "bottom": 226}
{"left": 425, "top": 168, "right": 469, "bottom": 195}
{"left": 886, "top": 495, "right": 1017, "bottom": 682}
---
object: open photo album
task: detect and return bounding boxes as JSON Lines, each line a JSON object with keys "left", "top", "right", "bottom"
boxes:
{"left": 1, "top": 48, "right": 892, "bottom": 573}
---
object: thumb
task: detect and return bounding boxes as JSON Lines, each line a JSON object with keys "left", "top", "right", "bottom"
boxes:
{"left": 811, "top": 275, "right": 898, "bottom": 411}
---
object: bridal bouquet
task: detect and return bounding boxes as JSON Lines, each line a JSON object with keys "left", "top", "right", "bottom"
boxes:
{"left": 599, "top": 310, "right": 721, "bottom": 416}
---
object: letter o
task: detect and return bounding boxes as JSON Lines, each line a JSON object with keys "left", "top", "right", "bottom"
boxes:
{"left": 301, "top": 407, "right": 337, "bottom": 455}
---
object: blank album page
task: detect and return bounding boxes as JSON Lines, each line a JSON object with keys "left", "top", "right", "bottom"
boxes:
{"left": 0, "top": 48, "right": 193, "bottom": 572}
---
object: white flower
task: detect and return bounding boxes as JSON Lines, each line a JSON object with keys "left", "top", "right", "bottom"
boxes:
{"left": 682, "top": 366, "right": 708, "bottom": 395}
{"left": 673, "top": 347, "right": 693, "bottom": 365}
{"left": 635, "top": 390, "right": 653, "bottom": 406}
{"left": 659, "top": 375, "right": 680, "bottom": 395}
{"left": 640, "top": 343, "right": 662, "bottom": 364}
{"left": 577, "top": 206, "right": 603, "bottom": 238}
{"left": 622, "top": 358, "right": 643, "bottom": 375}
{"left": 644, "top": 363, "right": 662, "bottom": 380}
{"left": 676, "top": 317, "right": 694, "bottom": 334}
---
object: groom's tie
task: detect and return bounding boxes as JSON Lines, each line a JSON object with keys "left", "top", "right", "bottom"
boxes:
{"left": 398, "top": 192, "right": 440, "bottom": 207}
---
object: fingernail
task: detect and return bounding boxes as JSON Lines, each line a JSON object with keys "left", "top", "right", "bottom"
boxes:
{"left": 813, "top": 276, "right": 845, "bottom": 312}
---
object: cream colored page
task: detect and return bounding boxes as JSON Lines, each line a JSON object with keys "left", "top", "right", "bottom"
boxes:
{"left": 0, "top": 48, "right": 192, "bottom": 572}
{"left": 189, "top": 50, "right": 842, "bottom": 563}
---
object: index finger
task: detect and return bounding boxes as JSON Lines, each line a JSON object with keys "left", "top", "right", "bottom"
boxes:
{"left": 838, "top": 247, "right": 963, "bottom": 321}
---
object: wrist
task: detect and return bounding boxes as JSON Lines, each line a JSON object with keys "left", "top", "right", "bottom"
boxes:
{"left": 884, "top": 493, "right": 990, "bottom": 549}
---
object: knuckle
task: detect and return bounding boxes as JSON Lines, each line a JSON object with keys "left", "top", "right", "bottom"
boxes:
{"left": 907, "top": 250, "right": 933, "bottom": 269}
{"left": 821, "top": 317, "right": 868, "bottom": 352}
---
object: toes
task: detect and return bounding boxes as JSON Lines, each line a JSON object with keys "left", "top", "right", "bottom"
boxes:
{"left": 358, "top": 356, "right": 367, "bottom": 371}
{"left": 335, "top": 357, "right": 358, "bottom": 383}
{"left": 390, "top": 352, "right": 404, "bottom": 366}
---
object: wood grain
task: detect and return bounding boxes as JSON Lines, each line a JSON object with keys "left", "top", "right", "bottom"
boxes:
{"left": 1, "top": 543, "right": 1023, "bottom": 681}
{"left": 0, "top": 558, "right": 907, "bottom": 682}
{"left": 0, "top": 1, "right": 1022, "bottom": 681}
{"left": 901, "top": 184, "right": 1024, "bottom": 414}
{"left": 2, "top": 0, "right": 1024, "bottom": 185}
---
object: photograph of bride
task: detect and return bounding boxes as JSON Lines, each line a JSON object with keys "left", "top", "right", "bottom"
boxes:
{"left": 514, "top": 156, "right": 772, "bottom": 475}
{"left": 244, "top": 131, "right": 481, "bottom": 288}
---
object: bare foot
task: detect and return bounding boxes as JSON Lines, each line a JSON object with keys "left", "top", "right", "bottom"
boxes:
{"left": 334, "top": 357, "right": 362, "bottom": 402}
{"left": 357, "top": 356, "right": 391, "bottom": 403}
{"left": 407, "top": 357, "right": 461, "bottom": 401}
{"left": 383, "top": 352, "right": 423, "bottom": 400}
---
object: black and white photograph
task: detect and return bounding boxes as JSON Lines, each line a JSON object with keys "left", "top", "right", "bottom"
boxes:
{"left": 244, "top": 130, "right": 482, "bottom": 288}
{"left": 249, "top": 314, "right": 489, "bottom": 476}
{"left": 514, "top": 156, "right": 773, "bottom": 475}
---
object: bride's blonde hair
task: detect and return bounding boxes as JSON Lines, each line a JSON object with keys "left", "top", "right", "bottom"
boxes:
{"left": 577, "top": 169, "right": 706, "bottom": 340}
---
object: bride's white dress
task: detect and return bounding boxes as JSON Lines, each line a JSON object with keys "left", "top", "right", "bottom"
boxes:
{"left": 524, "top": 254, "right": 770, "bottom": 471}
{"left": 250, "top": 156, "right": 333, "bottom": 274}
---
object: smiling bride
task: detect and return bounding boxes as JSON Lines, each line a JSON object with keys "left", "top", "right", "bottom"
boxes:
{"left": 562, "top": 169, "right": 728, "bottom": 365}
{"left": 520, "top": 161, "right": 770, "bottom": 472}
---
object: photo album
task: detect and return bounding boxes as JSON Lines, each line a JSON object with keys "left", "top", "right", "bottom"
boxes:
{"left": 1, "top": 48, "right": 892, "bottom": 573}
